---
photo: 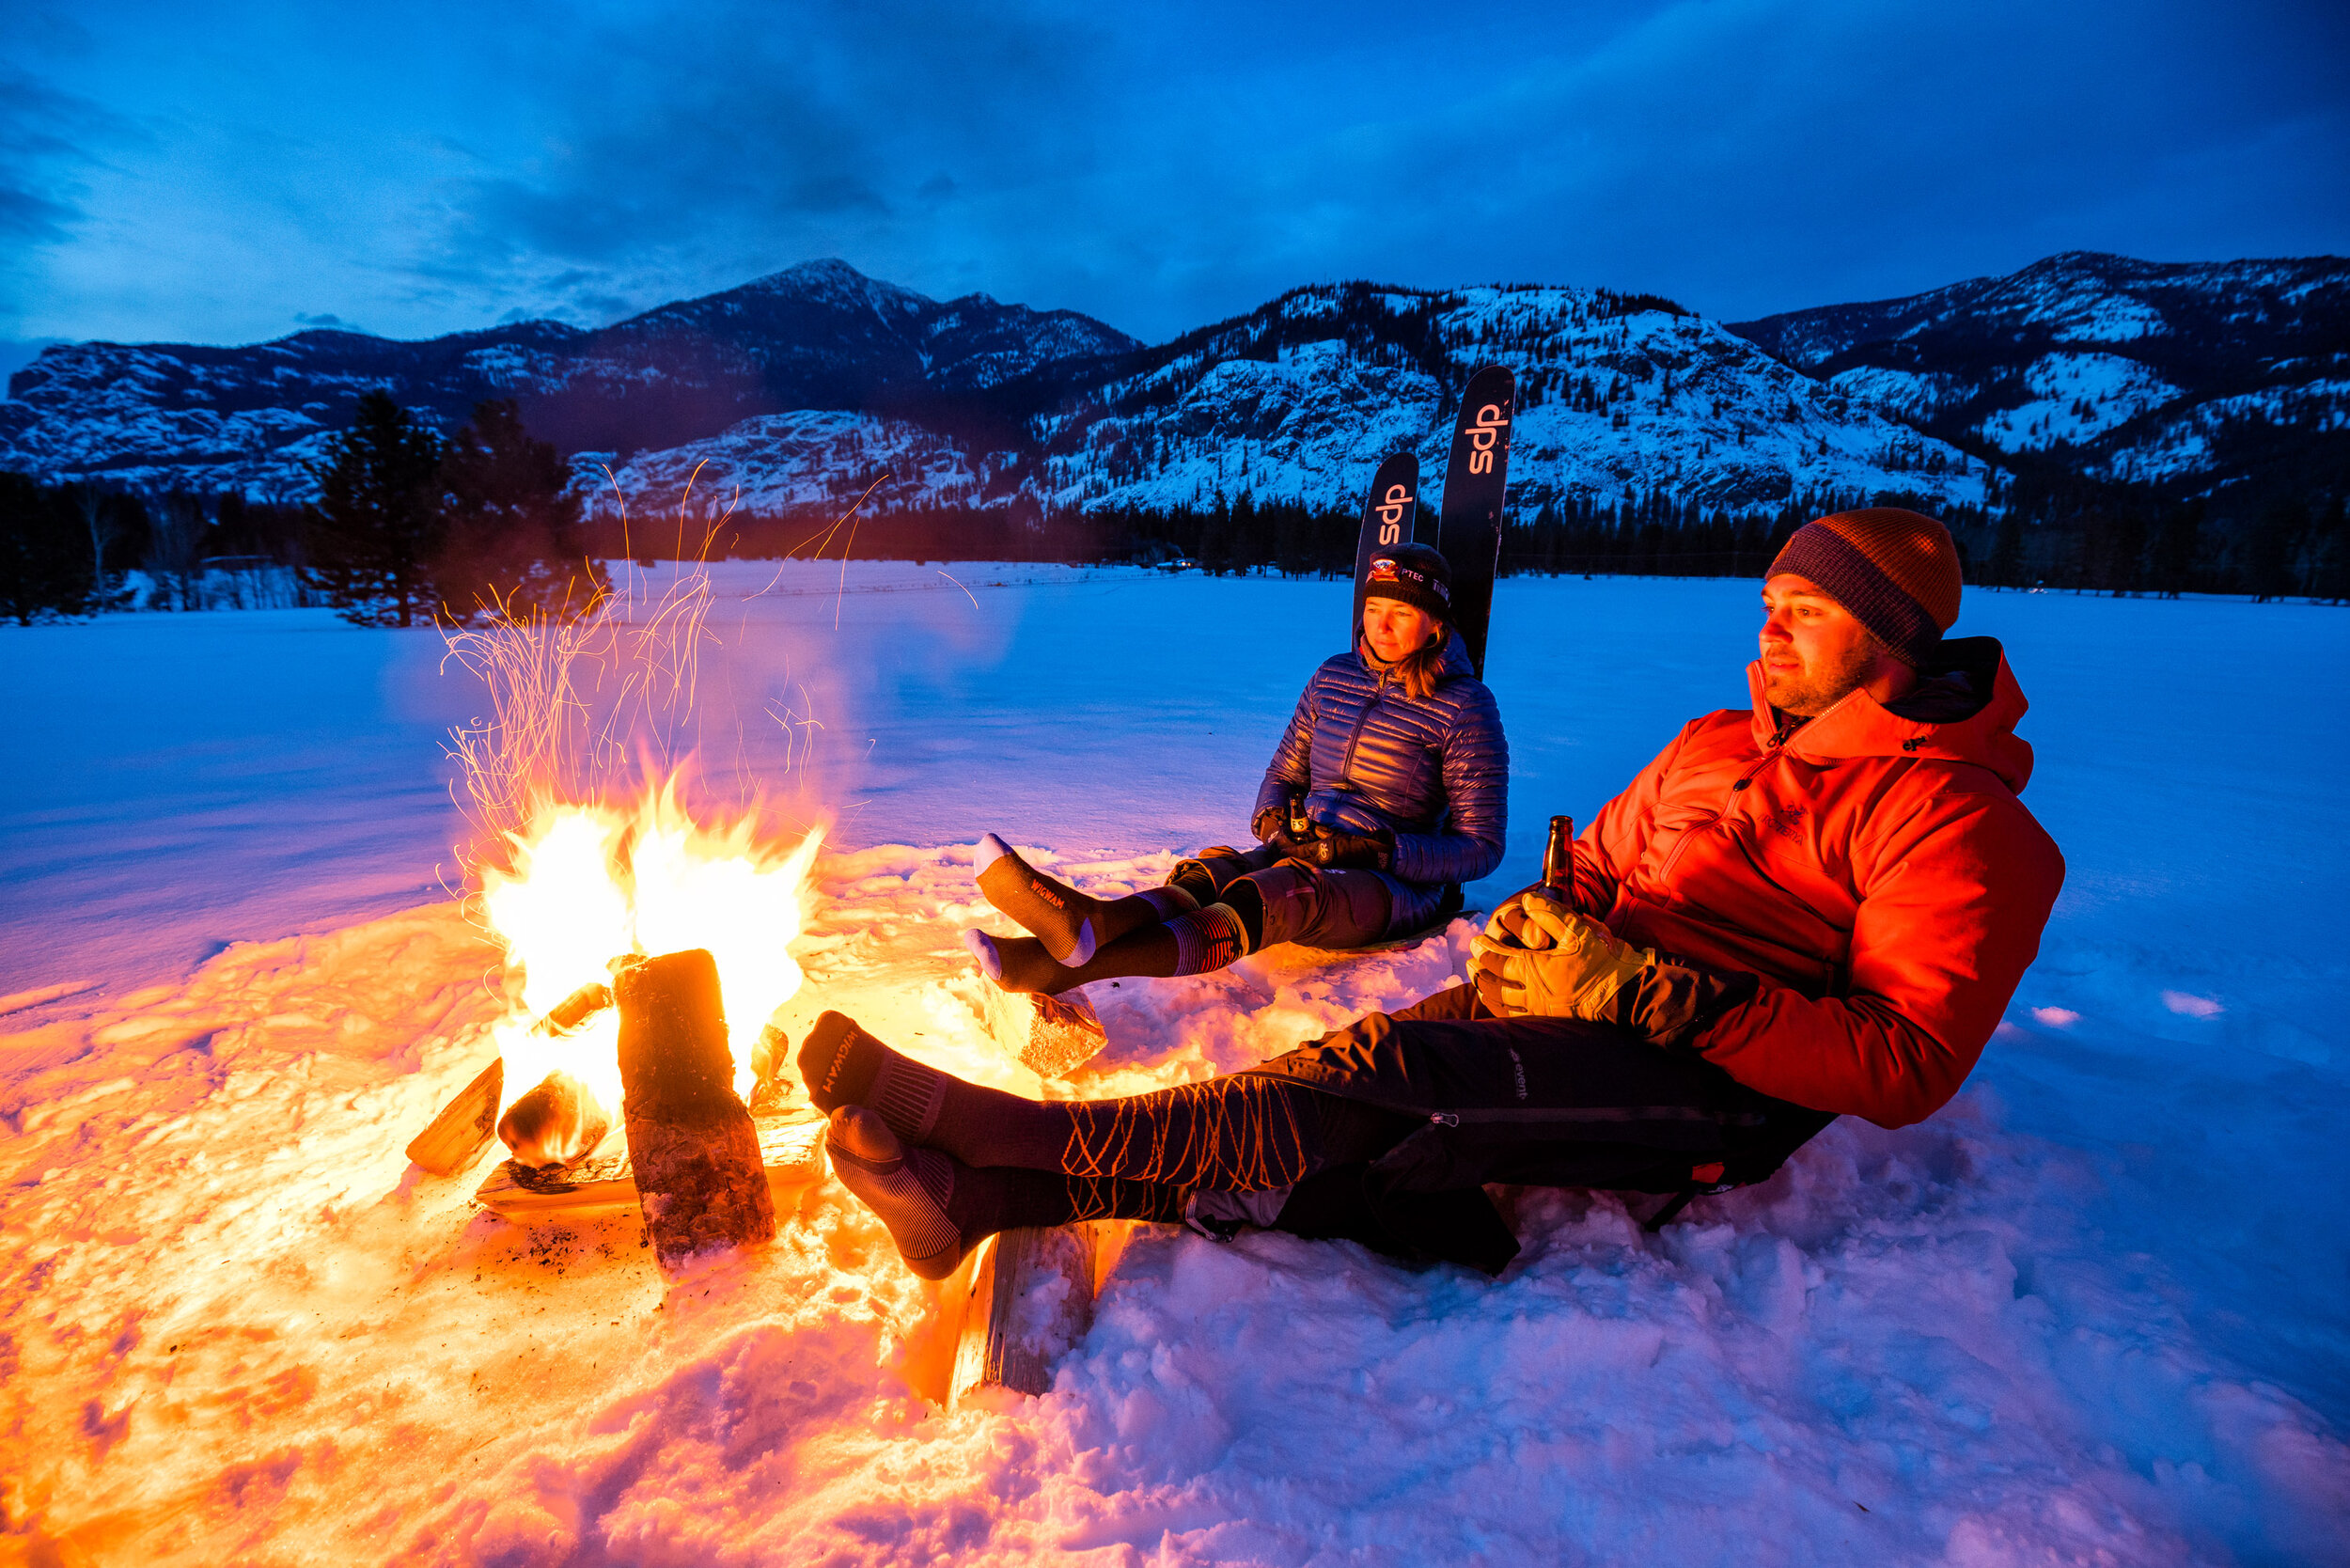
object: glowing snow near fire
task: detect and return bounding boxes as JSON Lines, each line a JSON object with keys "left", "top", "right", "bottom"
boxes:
{"left": 481, "top": 786, "right": 824, "bottom": 1121}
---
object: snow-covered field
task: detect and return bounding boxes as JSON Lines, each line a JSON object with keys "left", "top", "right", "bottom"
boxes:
{"left": 3, "top": 563, "right": 2345, "bottom": 1565}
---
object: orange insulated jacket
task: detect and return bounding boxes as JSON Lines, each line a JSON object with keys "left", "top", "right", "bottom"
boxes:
{"left": 1564, "top": 636, "right": 2065, "bottom": 1128}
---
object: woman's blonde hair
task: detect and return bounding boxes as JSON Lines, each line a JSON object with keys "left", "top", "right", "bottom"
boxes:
{"left": 1393, "top": 627, "right": 1449, "bottom": 700}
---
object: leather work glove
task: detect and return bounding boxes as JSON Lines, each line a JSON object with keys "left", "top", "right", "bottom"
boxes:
{"left": 1468, "top": 886, "right": 1653, "bottom": 1021}
{"left": 1297, "top": 828, "right": 1394, "bottom": 870}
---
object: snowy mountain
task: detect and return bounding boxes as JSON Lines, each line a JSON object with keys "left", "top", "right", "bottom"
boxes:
{"left": 0, "top": 259, "right": 1136, "bottom": 501}
{"left": 582, "top": 278, "right": 1998, "bottom": 525}
{"left": 1729, "top": 251, "right": 2350, "bottom": 501}
{"left": 13, "top": 251, "right": 2344, "bottom": 531}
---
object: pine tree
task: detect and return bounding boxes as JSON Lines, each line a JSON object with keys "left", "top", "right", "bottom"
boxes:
{"left": 432, "top": 399, "right": 604, "bottom": 623}
{"left": 2245, "top": 497, "right": 2307, "bottom": 604}
{"left": 2148, "top": 501, "right": 2203, "bottom": 598}
{"left": 0, "top": 473, "right": 93, "bottom": 623}
{"left": 305, "top": 391, "right": 446, "bottom": 627}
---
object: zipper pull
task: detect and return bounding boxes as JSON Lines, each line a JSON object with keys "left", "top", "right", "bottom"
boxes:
{"left": 1430, "top": 1112, "right": 1459, "bottom": 1127}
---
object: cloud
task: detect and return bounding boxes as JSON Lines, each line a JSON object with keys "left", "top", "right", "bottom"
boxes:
{"left": 6, "top": 0, "right": 2348, "bottom": 344}
{"left": 0, "top": 67, "right": 136, "bottom": 245}
{"left": 410, "top": 0, "right": 1104, "bottom": 325}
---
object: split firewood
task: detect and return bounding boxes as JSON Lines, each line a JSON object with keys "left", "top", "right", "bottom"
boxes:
{"left": 614, "top": 949, "right": 776, "bottom": 1273}
{"left": 980, "top": 984, "right": 1107, "bottom": 1079}
{"left": 405, "top": 1058, "right": 504, "bottom": 1176}
{"left": 949, "top": 1223, "right": 1100, "bottom": 1403}
{"left": 472, "top": 1108, "right": 825, "bottom": 1219}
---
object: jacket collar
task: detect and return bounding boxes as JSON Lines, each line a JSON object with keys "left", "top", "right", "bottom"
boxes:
{"left": 1743, "top": 635, "right": 2037, "bottom": 792}
{"left": 1355, "top": 628, "right": 1476, "bottom": 686}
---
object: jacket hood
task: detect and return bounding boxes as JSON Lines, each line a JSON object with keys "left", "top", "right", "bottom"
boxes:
{"left": 1744, "top": 635, "right": 2036, "bottom": 792}
{"left": 1355, "top": 627, "right": 1478, "bottom": 687}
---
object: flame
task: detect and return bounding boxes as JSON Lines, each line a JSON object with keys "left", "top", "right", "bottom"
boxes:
{"left": 480, "top": 783, "right": 824, "bottom": 1121}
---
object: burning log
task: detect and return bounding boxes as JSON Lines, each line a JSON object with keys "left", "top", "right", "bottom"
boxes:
{"left": 614, "top": 949, "right": 776, "bottom": 1272}
{"left": 980, "top": 984, "right": 1107, "bottom": 1079}
{"left": 496, "top": 1070, "right": 610, "bottom": 1168}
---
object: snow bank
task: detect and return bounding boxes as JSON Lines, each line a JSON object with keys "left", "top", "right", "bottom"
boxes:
{"left": 2, "top": 567, "right": 2345, "bottom": 1564}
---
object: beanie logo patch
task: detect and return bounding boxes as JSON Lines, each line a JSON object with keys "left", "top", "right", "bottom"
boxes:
{"left": 1368, "top": 557, "right": 1450, "bottom": 603}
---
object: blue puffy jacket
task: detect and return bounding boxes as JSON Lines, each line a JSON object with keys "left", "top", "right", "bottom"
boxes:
{"left": 1250, "top": 630, "right": 1509, "bottom": 886}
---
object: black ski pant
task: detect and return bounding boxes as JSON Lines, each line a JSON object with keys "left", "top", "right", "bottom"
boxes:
{"left": 992, "top": 984, "right": 1833, "bottom": 1274}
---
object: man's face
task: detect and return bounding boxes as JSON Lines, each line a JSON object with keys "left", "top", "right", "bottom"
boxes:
{"left": 1759, "top": 574, "right": 1879, "bottom": 715}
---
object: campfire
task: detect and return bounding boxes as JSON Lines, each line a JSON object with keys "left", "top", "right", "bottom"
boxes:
{"left": 480, "top": 788, "right": 824, "bottom": 1138}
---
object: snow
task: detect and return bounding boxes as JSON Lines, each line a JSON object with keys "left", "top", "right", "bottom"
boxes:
{"left": 4, "top": 565, "right": 2347, "bottom": 1564}
{"left": 2098, "top": 378, "right": 2350, "bottom": 486}
{"left": 1972, "top": 353, "right": 2183, "bottom": 453}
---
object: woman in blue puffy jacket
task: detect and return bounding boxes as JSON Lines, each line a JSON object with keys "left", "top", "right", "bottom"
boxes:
{"left": 965, "top": 541, "right": 1509, "bottom": 994}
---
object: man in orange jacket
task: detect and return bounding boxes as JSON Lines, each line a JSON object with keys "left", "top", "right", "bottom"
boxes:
{"left": 804, "top": 509, "right": 2066, "bottom": 1278}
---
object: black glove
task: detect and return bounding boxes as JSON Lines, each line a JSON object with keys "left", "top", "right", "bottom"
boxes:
{"left": 1252, "top": 807, "right": 1297, "bottom": 849}
{"left": 1298, "top": 828, "right": 1394, "bottom": 870}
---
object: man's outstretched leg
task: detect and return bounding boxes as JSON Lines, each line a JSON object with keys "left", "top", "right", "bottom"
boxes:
{"left": 825, "top": 1106, "right": 1189, "bottom": 1279}
{"left": 798, "top": 1011, "right": 1411, "bottom": 1187}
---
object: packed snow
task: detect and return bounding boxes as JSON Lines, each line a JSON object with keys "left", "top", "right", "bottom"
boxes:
{"left": 3, "top": 564, "right": 2346, "bottom": 1565}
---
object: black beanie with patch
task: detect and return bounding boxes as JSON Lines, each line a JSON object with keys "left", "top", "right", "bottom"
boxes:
{"left": 1362, "top": 542, "right": 1453, "bottom": 623}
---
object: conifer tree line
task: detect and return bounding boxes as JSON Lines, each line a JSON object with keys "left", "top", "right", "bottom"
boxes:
{"left": 0, "top": 392, "right": 606, "bottom": 626}
{"left": 5, "top": 400, "right": 2343, "bottom": 619}
{"left": 673, "top": 481, "right": 2350, "bottom": 603}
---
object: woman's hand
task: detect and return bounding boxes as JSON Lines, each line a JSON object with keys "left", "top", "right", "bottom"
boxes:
{"left": 1297, "top": 829, "right": 1393, "bottom": 870}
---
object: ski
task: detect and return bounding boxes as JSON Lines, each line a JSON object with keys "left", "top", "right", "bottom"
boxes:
{"left": 1434, "top": 366, "right": 1516, "bottom": 676}
{"left": 1349, "top": 450, "right": 1421, "bottom": 648}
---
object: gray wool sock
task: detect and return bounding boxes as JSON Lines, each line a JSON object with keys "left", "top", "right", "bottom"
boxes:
{"left": 826, "top": 1107, "right": 966, "bottom": 1280}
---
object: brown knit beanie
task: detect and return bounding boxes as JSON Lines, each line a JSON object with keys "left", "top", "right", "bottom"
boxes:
{"left": 1765, "top": 508, "right": 1963, "bottom": 666}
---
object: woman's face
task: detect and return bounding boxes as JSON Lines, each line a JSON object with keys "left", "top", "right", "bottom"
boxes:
{"left": 1362, "top": 599, "right": 1441, "bottom": 663}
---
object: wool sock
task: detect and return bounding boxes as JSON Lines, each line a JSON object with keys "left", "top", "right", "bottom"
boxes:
{"left": 825, "top": 1106, "right": 967, "bottom": 1279}
{"left": 974, "top": 835, "right": 1200, "bottom": 968}
{"left": 1164, "top": 902, "right": 1252, "bottom": 975}
{"left": 800, "top": 1010, "right": 1046, "bottom": 1155}
{"left": 965, "top": 926, "right": 1183, "bottom": 994}
{"left": 802, "top": 1011, "right": 1401, "bottom": 1191}
{"left": 829, "top": 1107, "right": 1197, "bottom": 1279}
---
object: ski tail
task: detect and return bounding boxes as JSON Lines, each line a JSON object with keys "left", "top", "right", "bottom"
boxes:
{"left": 1434, "top": 366, "right": 1516, "bottom": 678}
{"left": 1349, "top": 451, "right": 1421, "bottom": 651}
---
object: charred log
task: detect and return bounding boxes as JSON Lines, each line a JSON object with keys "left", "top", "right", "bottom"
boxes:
{"left": 614, "top": 949, "right": 776, "bottom": 1272}
{"left": 496, "top": 1070, "right": 610, "bottom": 1168}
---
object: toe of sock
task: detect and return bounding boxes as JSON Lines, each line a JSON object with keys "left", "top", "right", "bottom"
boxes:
{"left": 797, "top": 1011, "right": 861, "bottom": 1109}
{"left": 974, "top": 832, "right": 1012, "bottom": 879}
{"left": 825, "top": 1105, "right": 903, "bottom": 1166}
{"left": 963, "top": 928, "right": 1005, "bottom": 984}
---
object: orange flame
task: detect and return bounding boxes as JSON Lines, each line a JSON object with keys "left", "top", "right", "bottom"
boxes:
{"left": 480, "top": 786, "right": 823, "bottom": 1121}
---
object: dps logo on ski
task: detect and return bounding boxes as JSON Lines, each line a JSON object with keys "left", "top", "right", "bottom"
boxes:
{"left": 1465, "top": 402, "right": 1511, "bottom": 475}
{"left": 1375, "top": 482, "right": 1414, "bottom": 545}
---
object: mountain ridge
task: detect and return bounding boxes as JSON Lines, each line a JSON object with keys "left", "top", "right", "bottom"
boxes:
{"left": 6, "top": 250, "right": 2343, "bottom": 528}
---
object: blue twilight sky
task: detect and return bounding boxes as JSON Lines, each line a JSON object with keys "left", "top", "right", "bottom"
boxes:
{"left": 3, "top": 0, "right": 2346, "bottom": 358}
